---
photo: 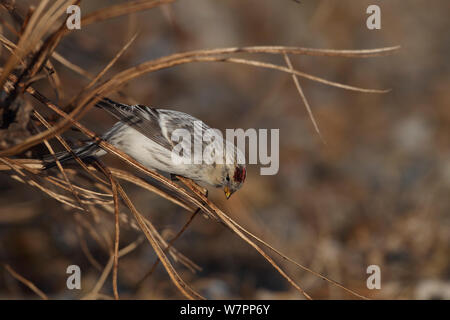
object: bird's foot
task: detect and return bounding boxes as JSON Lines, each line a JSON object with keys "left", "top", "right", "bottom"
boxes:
{"left": 175, "top": 176, "right": 208, "bottom": 198}
{"left": 190, "top": 180, "right": 208, "bottom": 198}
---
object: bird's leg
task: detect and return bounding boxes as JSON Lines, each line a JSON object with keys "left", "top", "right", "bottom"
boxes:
{"left": 189, "top": 179, "right": 208, "bottom": 198}
{"left": 171, "top": 174, "right": 210, "bottom": 197}
{"left": 175, "top": 173, "right": 208, "bottom": 198}
{"left": 176, "top": 176, "right": 218, "bottom": 220}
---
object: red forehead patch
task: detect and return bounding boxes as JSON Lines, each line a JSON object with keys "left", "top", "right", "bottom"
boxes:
{"left": 234, "top": 167, "right": 246, "bottom": 183}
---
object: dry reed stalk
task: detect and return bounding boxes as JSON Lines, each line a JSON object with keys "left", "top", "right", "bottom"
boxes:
{"left": 78, "top": 0, "right": 175, "bottom": 29}
{"left": 0, "top": 0, "right": 399, "bottom": 300}
{"left": 3, "top": 264, "right": 49, "bottom": 300}
{"left": 0, "top": 45, "right": 399, "bottom": 156}
{"left": 137, "top": 208, "right": 200, "bottom": 287}
{"left": 82, "top": 237, "right": 144, "bottom": 300}
{"left": 93, "top": 161, "right": 121, "bottom": 300}
{"left": 1, "top": 74, "right": 374, "bottom": 300}
{"left": 284, "top": 53, "right": 325, "bottom": 143}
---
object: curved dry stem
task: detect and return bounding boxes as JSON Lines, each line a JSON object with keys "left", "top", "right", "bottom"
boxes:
{"left": 94, "top": 161, "right": 121, "bottom": 300}
{"left": 33, "top": 110, "right": 89, "bottom": 211}
{"left": 110, "top": 168, "right": 195, "bottom": 212}
{"left": 0, "top": 0, "right": 77, "bottom": 90}
{"left": 177, "top": 177, "right": 312, "bottom": 300}
{"left": 0, "top": 42, "right": 397, "bottom": 156}
{"left": 137, "top": 208, "right": 200, "bottom": 287}
{"left": 4, "top": 264, "right": 48, "bottom": 300}
{"left": 116, "top": 181, "right": 205, "bottom": 300}
{"left": 78, "top": 0, "right": 175, "bottom": 30}
{"left": 284, "top": 53, "right": 325, "bottom": 144}
{"left": 3, "top": 83, "right": 370, "bottom": 298}
{"left": 82, "top": 237, "right": 143, "bottom": 300}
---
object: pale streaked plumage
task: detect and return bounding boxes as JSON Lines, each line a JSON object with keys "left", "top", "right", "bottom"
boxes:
{"left": 44, "top": 98, "right": 246, "bottom": 199}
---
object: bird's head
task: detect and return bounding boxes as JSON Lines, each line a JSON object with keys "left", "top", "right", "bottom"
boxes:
{"left": 222, "top": 164, "right": 246, "bottom": 199}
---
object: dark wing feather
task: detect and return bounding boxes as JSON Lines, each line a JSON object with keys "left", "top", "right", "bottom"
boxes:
{"left": 157, "top": 109, "right": 217, "bottom": 155}
{"left": 96, "top": 97, "right": 173, "bottom": 150}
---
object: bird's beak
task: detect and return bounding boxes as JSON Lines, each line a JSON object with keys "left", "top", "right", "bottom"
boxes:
{"left": 224, "top": 186, "right": 231, "bottom": 199}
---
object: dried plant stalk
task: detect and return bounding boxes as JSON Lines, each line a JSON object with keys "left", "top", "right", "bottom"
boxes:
{"left": 0, "top": 0, "right": 400, "bottom": 300}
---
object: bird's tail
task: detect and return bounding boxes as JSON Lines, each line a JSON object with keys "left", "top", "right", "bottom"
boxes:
{"left": 42, "top": 143, "right": 99, "bottom": 170}
{"left": 42, "top": 97, "right": 118, "bottom": 170}
{"left": 43, "top": 97, "right": 121, "bottom": 169}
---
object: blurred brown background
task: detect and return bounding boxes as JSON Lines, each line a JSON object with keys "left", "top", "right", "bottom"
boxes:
{"left": 0, "top": 0, "right": 449, "bottom": 299}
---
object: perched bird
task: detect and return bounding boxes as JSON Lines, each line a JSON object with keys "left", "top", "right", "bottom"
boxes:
{"left": 44, "top": 98, "right": 246, "bottom": 199}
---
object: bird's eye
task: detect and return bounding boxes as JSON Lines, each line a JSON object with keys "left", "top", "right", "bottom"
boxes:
{"left": 226, "top": 175, "right": 230, "bottom": 182}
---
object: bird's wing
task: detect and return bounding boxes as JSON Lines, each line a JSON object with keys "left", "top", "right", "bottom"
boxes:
{"left": 96, "top": 97, "right": 223, "bottom": 161}
{"left": 158, "top": 109, "right": 234, "bottom": 166}
{"left": 96, "top": 97, "right": 174, "bottom": 150}
{"left": 157, "top": 109, "right": 211, "bottom": 140}
{"left": 157, "top": 109, "right": 220, "bottom": 154}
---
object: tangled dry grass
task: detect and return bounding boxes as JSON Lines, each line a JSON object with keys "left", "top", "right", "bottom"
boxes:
{"left": 0, "top": 0, "right": 401, "bottom": 300}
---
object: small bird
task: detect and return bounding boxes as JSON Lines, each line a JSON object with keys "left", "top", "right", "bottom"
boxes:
{"left": 44, "top": 98, "right": 246, "bottom": 199}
